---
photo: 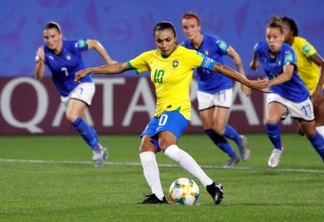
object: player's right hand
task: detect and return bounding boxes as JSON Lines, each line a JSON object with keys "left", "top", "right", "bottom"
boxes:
{"left": 249, "top": 60, "right": 259, "bottom": 71}
{"left": 75, "top": 69, "right": 91, "bottom": 82}
{"left": 249, "top": 78, "right": 270, "bottom": 93}
{"left": 36, "top": 46, "right": 45, "bottom": 61}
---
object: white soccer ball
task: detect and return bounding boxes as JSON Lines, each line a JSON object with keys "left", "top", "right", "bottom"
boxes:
{"left": 169, "top": 177, "right": 199, "bottom": 206}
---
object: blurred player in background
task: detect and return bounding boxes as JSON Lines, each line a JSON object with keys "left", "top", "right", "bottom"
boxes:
{"left": 281, "top": 16, "right": 324, "bottom": 137}
{"left": 250, "top": 16, "right": 324, "bottom": 168}
{"left": 181, "top": 12, "right": 251, "bottom": 168}
{"left": 75, "top": 21, "right": 268, "bottom": 204}
{"left": 34, "top": 21, "right": 116, "bottom": 167}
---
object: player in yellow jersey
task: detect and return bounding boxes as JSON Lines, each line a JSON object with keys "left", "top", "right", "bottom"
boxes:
{"left": 75, "top": 21, "right": 267, "bottom": 205}
{"left": 282, "top": 17, "right": 324, "bottom": 137}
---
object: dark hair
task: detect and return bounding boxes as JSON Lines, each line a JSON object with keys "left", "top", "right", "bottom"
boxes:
{"left": 181, "top": 11, "right": 201, "bottom": 25}
{"left": 281, "top": 16, "right": 299, "bottom": 37}
{"left": 267, "top": 16, "right": 284, "bottom": 33}
{"left": 44, "top": 21, "right": 62, "bottom": 33}
{"left": 153, "top": 21, "right": 176, "bottom": 37}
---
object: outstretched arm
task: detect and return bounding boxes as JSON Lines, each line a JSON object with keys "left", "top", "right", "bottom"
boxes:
{"left": 75, "top": 62, "right": 130, "bottom": 82}
{"left": 86, "top": 39, "right": 117, "bottom": 65}
{"left": 227, "top": 46, "right": 251, "bottom": 96}
{"left": 212, "top": 62, "right": 268, "bottom": 92}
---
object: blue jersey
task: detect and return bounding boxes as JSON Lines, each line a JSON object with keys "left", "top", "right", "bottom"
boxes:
{"left": 44, "top": 39, "right": 93, "bottom": 96}
{"left": 183, "top": 34, "right": 232, "bottom": 93}
{"left": 255, "top": 42, "right": 309, "bottom": 102}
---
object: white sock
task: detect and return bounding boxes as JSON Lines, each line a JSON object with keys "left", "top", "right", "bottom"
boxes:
{"left": 139, "top": 152, "right": 164, "bottom": 200}
{"left": 164, "top": 144, "right": 213, "bottom": 187}
{"left": 316, "top": 126, "right": 324, "bottom": 138}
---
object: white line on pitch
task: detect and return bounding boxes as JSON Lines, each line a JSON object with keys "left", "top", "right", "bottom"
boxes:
{"left": 0, "top": 158, "right": 323, "bottom": 174}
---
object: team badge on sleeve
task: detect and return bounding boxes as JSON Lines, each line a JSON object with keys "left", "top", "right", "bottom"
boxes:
{"left": 284, "top": 52, "right": 293, "bottom": 64}
{"left": 302, "top": 44, "right": 311, "bottom": 54}
{"left": 76, "top": 39, "right": 86, "bottom": 48}
{"left": 217, "top": 40, "right": 228, "bottom": 51}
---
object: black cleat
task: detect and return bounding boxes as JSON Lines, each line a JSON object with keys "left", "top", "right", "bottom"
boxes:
{"left": 138, "top": 194, "right": 168, "bottom": 204}
{"left": 206, "top": 182, "right": 224, "bottom": 205}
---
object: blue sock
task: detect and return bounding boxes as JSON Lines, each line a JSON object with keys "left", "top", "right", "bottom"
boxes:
{"left": 307, "top": 132, "right": 324, "bottom": 161}
{"left": 204, "top": 129, "right": 236, "bottom": 157}
{"left": 72, "top": 117, "right": 100, "bottom": 152}
{"left": 223, "top": 125, "right": 242, "bottom": 146}
{"left": 265, "top": 123, "right": 282, "bottom": 150}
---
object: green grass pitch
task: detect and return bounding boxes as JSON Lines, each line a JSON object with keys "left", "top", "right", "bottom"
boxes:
{"left": 0, "top": 134, "right": 323, "bottom": 222}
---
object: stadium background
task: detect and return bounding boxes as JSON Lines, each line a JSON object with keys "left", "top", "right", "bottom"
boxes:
{"left": 1, "top": 0, "right": 323, "bottom": 135}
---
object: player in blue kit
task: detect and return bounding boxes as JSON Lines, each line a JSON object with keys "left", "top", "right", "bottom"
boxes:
{"left": 34, "top": 21, "right": 116, "bottom": 167}
{"left": 249, "top": 16, "right": 324, "bottom": 167}
{"left": 181, "top": 12, "right": 251, "bottom": 167}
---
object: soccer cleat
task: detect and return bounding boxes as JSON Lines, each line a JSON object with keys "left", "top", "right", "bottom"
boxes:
{"left": 268, "top": 148, "right": 283, "bottom": 168}
{"left": 238, "top": 135, "right": 250, "bottom": 161}
{"left": 206, "top": 182, "right": 224, "bottom": 205}
{"left": 138, "top": 194, "right": 168, "bottom": 204}
{"left": 223, "top": 154, "right": 240, "bottom": 168}
{"left": 92, "top": 147, "right": 108, "bottom": 167}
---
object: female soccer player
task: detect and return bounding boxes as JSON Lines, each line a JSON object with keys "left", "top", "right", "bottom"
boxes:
{"left": 181, "top": 12, "right": 250, "bottom": 168}
{"left": 249, "top": 16, "right": 324, "bottom": 168}
{"left": 75, "top": 21, "right": 267, "bottom": 205}
{"left": 34, "top": 22, "right": 116, "bottom": 167}
{"left": 281, "top": 16, "right": 324, "bottom": 137}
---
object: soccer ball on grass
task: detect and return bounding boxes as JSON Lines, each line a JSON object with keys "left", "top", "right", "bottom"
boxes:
{"left": 169, "top": 178, "right": 199, "bottom": 206}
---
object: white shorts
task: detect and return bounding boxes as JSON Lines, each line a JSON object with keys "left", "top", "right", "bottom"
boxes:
{"left": 60, "top": 82, "right": 96, "bottom": 106}
{"left": 197, "top": 89, "right": 233, "bottom": 110}
{"left": 266, "top": 93, "right": 314, "bottom": 121}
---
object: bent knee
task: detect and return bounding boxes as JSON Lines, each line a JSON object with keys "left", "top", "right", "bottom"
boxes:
{"left": 139, "top": 137, "right": 157, "bottom": 153}
{"left": 65, "top": 112, "right": 78, "bottom": 123}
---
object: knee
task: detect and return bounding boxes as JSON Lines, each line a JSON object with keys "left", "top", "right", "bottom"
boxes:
{"left": 66, "top": 112, "right": 78, "bottom": 123}
{"left": 212, "top": 123, "right": 224, "bottom": 134}
{"left": 139, "top": 139, "right": 156, "bottom": 153}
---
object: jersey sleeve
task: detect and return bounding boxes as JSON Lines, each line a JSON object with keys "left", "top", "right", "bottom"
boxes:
{"left": 298, "top": 38, "right": 317, "bottom": 58}
{"left": 74, "top": 39, "right": 88, "bottom": 53}
{"left": 283, "top": 48, "right": 297, "bottom": 67}
{"left": 127, "top": 51, "right": 151, "bottom": 74}
{"left": 187, "top": 50, "right": 216, "bottom": 70}
{"left": 215, "top": 39, "right": 229, "bottom": 55}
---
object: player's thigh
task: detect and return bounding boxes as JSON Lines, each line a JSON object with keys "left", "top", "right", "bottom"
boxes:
{"left": 212, "top": 106, "right": 229, "bottom": 133}
{"left": 314, "top": 100, "right": 324, "bottom": 126}
{"left": 265, "top": 94, "right": 288, "bottom": 124}
{"left": 265, "top": 102, "right": 287, "bottom": 124}
{"left": 66, "top": 99, "right": 87, "bottom": 121}
{"left": 156, "top": 111, "right": 189, "bottom": 150}
{"left": 297, "top": 120, "right": 317, "bottom": 136}
{"left": 199, "top": 108, "right": 214, "bottom": 129}
{"left": 139, "top": 135, "right": 158, "bottom": 153}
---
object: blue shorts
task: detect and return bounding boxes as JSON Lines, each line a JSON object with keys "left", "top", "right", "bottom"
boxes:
{"left": 140, "top": 111, "right": 189, "bottom": 150}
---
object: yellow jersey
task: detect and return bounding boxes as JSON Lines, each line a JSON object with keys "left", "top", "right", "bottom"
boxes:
{"left": 128, "top": 46, "right": 206, "bottom": 120}
{"left": 292, "top": 36, "right": 322, "bottom": 94}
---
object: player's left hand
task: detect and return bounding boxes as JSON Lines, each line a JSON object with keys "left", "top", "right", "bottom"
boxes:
{"left": 75, "top": 69, "right": 91, "bottom": 82}
{"left": 312, "top": 88, "right": 324, "bottom": 106}
{"left": 241, "top": 85, "right": 251, "bottom": 96}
